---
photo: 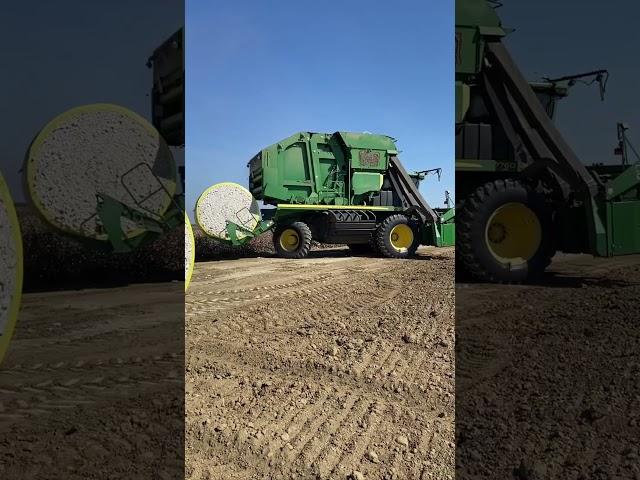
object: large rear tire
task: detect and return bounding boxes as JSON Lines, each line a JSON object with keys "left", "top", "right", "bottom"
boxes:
{"left": 273, "top": 221, "right": 312, "bottom": 259}
{"left": 457, "top": 179, "right": 554, "bottom": 283}
{"left": 375, "top": 214, "right": 419, "bottom": 259}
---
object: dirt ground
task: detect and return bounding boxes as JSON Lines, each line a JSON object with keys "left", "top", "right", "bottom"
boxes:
{"left": 186, "top": 246, "right": 455, "bottom": 480}
{"left": 0, "top": 282, "right": 184, "bottom": 479}
{"left": 456, "top": 254, "right": 640, "bottom": 479}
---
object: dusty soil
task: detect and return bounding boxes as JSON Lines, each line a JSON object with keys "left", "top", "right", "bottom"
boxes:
{"left": 193, "top": 226, "right": 336, "bottom": 262}
{"left": 0, "top": 282, "right": 184, "bottom": 479}
{"left": 456, "top": 254, "right": 640, "bottom": 479}
{"left": 186, "top": 247, "right": 455, "bottom": 480}
{"left": 16, "top": 203, "right": 183, "bottom": 290}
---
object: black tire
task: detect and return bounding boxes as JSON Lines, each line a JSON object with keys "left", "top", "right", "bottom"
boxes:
{"left": 368, "top": 234, "right": 382, "bottom": 257}
{"left": 347, "top": 243, "right": 373, "bottom": 255}
{"left": 457, "top": 179, "right": 555, "bottom": 283}
{"left": 273, "top": 221, "right": 312, "bottom": 259}
{"left": 375, "top": 214, "right": 419, "bottom": 259}
{"left": 455, "top": 197, "right": 473, "bottom": 282}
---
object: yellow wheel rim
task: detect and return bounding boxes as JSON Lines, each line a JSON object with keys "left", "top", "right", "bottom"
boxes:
{"left": 279, "top": 228, "right": 300, "bottom": 252}
{"left": 389, "top": 224, "right": 414, "bottom": 252}
{"left": 485, "top": 202, "right": 542, "bottom": 265}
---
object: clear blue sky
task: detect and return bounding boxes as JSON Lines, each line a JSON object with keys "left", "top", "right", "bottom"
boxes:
{"left": 186, "top": 0, "right": 454, "bottom": 219}
{"left": 499, "top": 1, "right": 640, "bottom": 167}
{"left": 1, "top": 0, "right": 182, "bottom": 201}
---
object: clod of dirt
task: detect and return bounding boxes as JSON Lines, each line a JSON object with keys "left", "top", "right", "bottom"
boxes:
{"left": 579, "top": 406, "right": 604, "bottom": 424}
{"left": 395, "top": 435, "right": 409, "bottom": 448}
{"left": 513, "top": 459, "right": 546, "bottom": 480}
{"left": 350, "top": 470, "right": 365, "bottom": 480}
{"left": 403, "top": 333, "right": 417, "bottom": 344}
{"left": 366, "top": 449, "right": 379, "bottom": 463}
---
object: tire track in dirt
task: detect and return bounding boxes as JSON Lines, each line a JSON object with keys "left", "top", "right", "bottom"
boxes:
{"left": 186, "top": 248, "right": 455, "bottom": 479}
{"left": 456, "top": 254, "right": 640, "bottom": 479}
{"left": 0, "top": 353, "right": 181, "bottom": 427}
{"left": 0, "top": 282, "right": 184, "bottom": 479}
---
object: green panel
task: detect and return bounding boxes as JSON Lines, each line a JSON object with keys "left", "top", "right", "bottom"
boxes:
{"left": 439, "top": 223, "right": 455, "bottom": 247}
{"left": 254, "top": 131, "right": 401, "bottom": 206}
{"left": 421, "top": 222, "right": 456, "bottom": 248}
{"left": 337, "top": 131, "right": 398, "bottom": 153}
{"left": 281, "top": 142, "right": 310, "bottom": 182}
{"left": 150, "top": 28, "right": 184, "bottom": 146}
{"left": 352, "top": 172, "right": 383, "bottom": 195}
{"left": 455, "top": 27, "right": 483, "bottom": 75}
{"left": 456, "top": 0, "right": 504, "bottom": 30}
{"left": 318, "top": 157, "right": 337, "bottom": 184}
{"left": 283, "top": 186, "right": 313, "bottom": 203}
{"left": 456, "top": 158, "right": 518, "bottom": 172}
{"left": 260, "top": 132, "right": 315, "bottom": 203}
{"left": 456, "top": 82, "right": 470, "bottom": 123}
{"left": 590, "top": 198, "right": 609, "bottom": 257}
{"left": 605, "top": 164, "right": 640, "bottom": 200}
{"left": 456, "top": 0, "right": 505, "bottom": 79}
{"left": 439, "top": 207, "right": 455, "bottom": 223}
{"left": 419, "top": 205, "right": 455, "bottom": 248}
{"left": 309, "top": 133, "right": 348, "bottom": 204}
{"left": 610, "top": 200, "right": 640, "bottom": 255}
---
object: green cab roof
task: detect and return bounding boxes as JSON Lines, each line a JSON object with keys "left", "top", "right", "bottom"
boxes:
{"left": 336, "top": 131, "right": 398, "bottom": 152}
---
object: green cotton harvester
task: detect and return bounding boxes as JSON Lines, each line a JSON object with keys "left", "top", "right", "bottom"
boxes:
{"left": 196, "top": 131, "right": 454, "bottom": 259}
{"left": 456, "top": 0, "right": 640, "bottom": 282}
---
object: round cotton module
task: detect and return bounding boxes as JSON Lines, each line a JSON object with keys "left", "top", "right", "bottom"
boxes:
{"left": 195, "top": 183, "right": 260, "bottom": 242}
{"left": 0, "top": 173, "right": 23, "bottom": 366}
{"left": 185, "top": 213, "right": 195, "bottom": 291}
{"left": 25, "top": 104, "right": 177, "bottom": 242}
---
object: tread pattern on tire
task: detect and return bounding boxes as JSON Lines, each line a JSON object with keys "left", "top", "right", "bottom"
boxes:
{"left": 274, "top": 221, "right": 312, "bottom": 259}
{"left": 375, "top": 214, "right": 418, "bottom": 259}
{"left": 457, "top": 179, "right": 554, "bottom": 283}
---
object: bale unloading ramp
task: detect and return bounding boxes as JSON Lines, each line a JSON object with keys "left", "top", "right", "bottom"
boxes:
{"left": 482, "top": 42, "right": 600, "bottom": 196}
{"left": 388, "top": 156, "right": 439, "bottom": 224}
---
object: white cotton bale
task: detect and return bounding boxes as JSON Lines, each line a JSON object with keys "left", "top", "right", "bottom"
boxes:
{"left": 0, "top": 196, "right": 17, "bottom": 336}
{"left": 195, "top": 183, "right": 260, "bottom": 241}
{"left": 185, "top": 214, "right": 195, "bottom": 290}
{"left": 25, "top": 104, "right": 177, "bottom": 241}
{"left": 0, "top": 173, "right": 22, "bottom": 364}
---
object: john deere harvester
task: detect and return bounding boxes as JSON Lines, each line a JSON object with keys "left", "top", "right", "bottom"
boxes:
{"left": 456, "top": 0, "right": 640, "bottom": 282}
{"left": 196, "top": 131, "right": 454, "bottom": 259}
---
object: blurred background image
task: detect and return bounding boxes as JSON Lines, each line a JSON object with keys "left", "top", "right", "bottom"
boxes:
{"left": 0, "top": 2, "right": 185, "bottom": 478}
{"left": 455, "top": 1, "right": 640, "bottom": 478}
